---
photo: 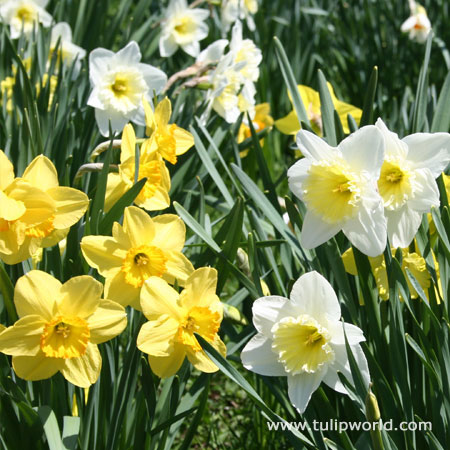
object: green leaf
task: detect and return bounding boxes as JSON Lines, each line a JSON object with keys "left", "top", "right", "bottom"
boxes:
{"left": 37, "top": 406, "right": 63, "bottom": 450}
{"left": 317, "top": 69, "right": 337, "bottom": 146}
{"left": 431, "top": 72, "right": 450, "bottom": 132}
{"left": 360, "top": 66, "right": 378, "bottom": 127}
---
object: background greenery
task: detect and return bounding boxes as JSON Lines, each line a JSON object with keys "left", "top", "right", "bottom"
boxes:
{"left": 0, "top": 0, "right": 449, "bottom": 448}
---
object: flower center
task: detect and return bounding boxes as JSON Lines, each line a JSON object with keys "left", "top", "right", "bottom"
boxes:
{"left": 177, "top": 306, "right": 221, "bottom": 352}
{"left": 378, "top": 159, "right": 412, "bottom": 209}
{"left": 16, "top": 5, "right": 36, "bottom": 23}
{"left": 271, "top": 315, "right": 334, "bottom": 374}
{"left": 303, "top": 162, "right": 361, "bottom": 223}
{"left": 25, "top": 215, "right": 55, "bottom": 238}
{"left": 174, "top": 16, "right": 196, "bottom": 37}
{"left": 111, "top": 75, "right": 129, "bottom": 95}
{"left": 121, "top": 245, "right": 167, "bottom": 288}
{"left": 40, "top": 316, "right": 90, "bottom": 358}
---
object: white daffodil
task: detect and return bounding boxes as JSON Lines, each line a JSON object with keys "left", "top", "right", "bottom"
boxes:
{"left": 222, "top": 0, "right": 258, "bottom": 32}
{"left": 401, "top": 2, "right": 431, "bottom": 43}
{"left": 375, "top": 118, "right": 450, "bottom": 248}
{"left": 159, "top": 0, "right": 209, "bottom": 58}
{"left": 241, "top": 271, "right": 370, "bottom": 414}
{"left": 88, "top": 41, "right": 167, "bottom": 137}
{"left": 196, "top": 39, "right": 229, "bottom": 66}
{"left": 50, "top": 22, "right": 86, "bottom": 78}
{"left": 0, "top": 0, "right": 52, "bottom": 39}
{"left": 288, "top": 126, "right": 387, "bottom": 257}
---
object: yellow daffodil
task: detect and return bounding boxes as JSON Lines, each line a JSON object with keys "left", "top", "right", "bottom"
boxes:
{"left": 81, "top": 206, "right": 194, "bottom": 309}
{"left": 105, "top": 124, "right": 170, "bottom": 212}
{"left": 275, "top": 83, "right": 362, "bottom": 136}
{"left": 0, "top": 153, "right": 89, "bottom": 265}
{"left": 342, "top": 246, "right": 433, "bottom": 301}
{"left": 141, "top": 97, "right": 194, "bottom": 165}
{"left": 237, "top": 103, "right": 273, "bottom": 157}
{"left": 137, "top": 267, "right": 226, "bottom": 378}
{"left": 0, "top": 271, "right": 127, "bottom": 387}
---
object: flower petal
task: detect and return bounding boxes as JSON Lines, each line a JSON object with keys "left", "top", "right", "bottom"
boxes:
{"left": 137, "top": 317, "right": 179, "bottom": 356}
{"left": 21, "top": 155, "right": 59, "bottom": 190}
{"left": 287, "top": 370, "right": 324, "bottom": 414}
{"left": 177, "top": 267, "right": 217, "bottom": 311}
{"left": 329, "top": 322, "right": 366, "bottom": 346}
{"left": 274, "top": 110, "right": 300, "bottom": 135}
{"left": 386, "top": 206, "right": 422, "bottom": 249}
{"left": 81, "top": 235, "right": 126, "bottom": 278}
{"left": 0, "top": 316, "right": 45, "bottom": 356}
{"left": 407, "top": 169, "right": 440, "bottom": 212}
{"left": 296, "top": 130, "right": 335, "bottom": 161}
{"left": 123, "top": 206, "right": 155, "bottom": 247}
{"left": 12, "top": 352, "right": 64, "bottom": 381}
{"left": 104, "top": 271, "right": 141, "bottom": 309}
{"left": 0, "top": 150, "right": 15, "bottom": 191}
{"left": 173, "top": 126, "right": 194, "bottom": 156}
{"left": 147, "top": 343, "right": 185, "bottom": 378}
{"left": 289, "top": 271, "right": 341, "bottom": 323}
{"left": 88, "top": 299, "right": 127, "bottom": 344}
{"left": 104, "top": 173, "right": 129, "bottom": 213}
{"left": 300, "top": 210, "right": 341, "bottom": 249}
{"left": 287, "top": 158, "right": 311, "bottom": 202}
{"left": 47, "top": 187, "right": 89, "bottom": 229}
{"left": 140, "top": 276, "right": 182, "bottom": 320}
{"left": 375, "top": 118, "right": 408, "bottom": 160}
{"left": 151, "top": 214, "right": 186, "bottom": 251}
{"left": 61, "top": 343, "right": 102, "bottom": 388}
{"left": 14, "top": 270, "right": 60, "bottom": 320}
{"left": 140, "top": 64, "right": 167, "bottom": 95}
{"left": 251, "top": 295, "right": 289, "bottom": 334}
{"left": 58, "top": 276, "right": 103, "bottom": 319}
{"left": 241, "top": 333, "right": 286, "bottom": 376}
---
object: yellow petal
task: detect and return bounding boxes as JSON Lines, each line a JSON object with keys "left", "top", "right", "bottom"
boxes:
{"left": 136, "top": 186, "right": 170, "bottom": 211}
{"left": 274, "top": 110, "right": 300, "bottom": 135}
{"left": 58, "top": 276, "right": 103, "bottom": 319}
{"left": 140, "top": 276, "right": 182, "bottom": 321}
{"left": 0, "top": 324, "right": 5, "bottom": 333}
{"left": 0, "top": 315, "right": 45, "bottom": 355}
{"left": 61, "top": 343, "right": 101, "bottom": 388}
{"left": 143, "top": 99, "right": 156, "bottom": 136}
{"left": 254, "top": 103, "right": 272, "bottom": 122}
{"left": 179, "top": 268, "right": 219, "bottom": 311}
{"left": 41, "top": 227, "right": 70, "bottom": 249}
{"left": 298, "top": 85, "right": 321, "bottom": 115}
{"left": 0, "top": 150, "right": 15, "bottom": 191}
{"left": 21, "top": 155, "right": 59, "bottom": 190}
{"left": 12, "top": 352, "right": 64, "bottom": 381}
{"left": 88, "top": 299, "right": 127, "bottom": 344}
{"left": 173, "top": 126, "right": 194, "bottom": 156}
{"left": 120, "top": 123, "right": 136, "bottom": 164}
{"left": 7, "top": 180, "right": 55, "bottom": 227}
{"left": 151, "top": 214, "right": 186, "bottom": 252}
{"left": 123, "top": 206, "right": 155, "bottom": 247}
{"left": 341, "top": 248, "right": 357, "bottom": 275}
{"left": 47, "top": 187, "right": 89, "bottom": 229}
{"left": 104, "top": 270, "right": 141, "bottom": 309}
{"left": 112, "top": 222, "right": 132, "bottom": 249}
{"left": 104, "top": 173, "right": 129, "bottom": 213}
{"left": 14, "top": 270, "right": 60, "bottom": 320}
{"left": 147, "top": 343, "right": 186, "bottom": 378}
{"left": 0, "top": 190, "right": 26, "bottom": 221}
{"left": 186, "top": 334, "right": 226, "bottom": 373}
{"left": 155, "top": 97, "right": 172, "bottom": 129}
{"left": 0, "top": 234, "right": 37, "bottom": 264}
{"left": 163, "top": 252, "right": 194, "bottom": 286}
{"left": 137, "top": 317, "right": 179, "bottom": 356}
{"left": 81, "top": 235, "right": 126, "bottom": 278}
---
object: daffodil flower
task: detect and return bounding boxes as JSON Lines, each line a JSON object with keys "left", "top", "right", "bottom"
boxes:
{"left": 0, "top": 153, "right": 89, "bottom": 265}
{"left": 288, "top": 126, "right": 387, "bottom": 257}
{"left": 141, "top": 97, "right": 194, "bottom": 165}
{"left": 241, "top": 271, "right": 369, "bottom": 413}
{"left": 81, "top": 206, "right": 194, "bottom": 309}
{"left": 159, "top": 0, "right": 209, "bottom": 58}
{"left": 88, "top": 41, "right": 167, "bottom": 137}
{"left": 375, "top": 118, "right": 450, "bottom": 248}
{"left": 0, "top": 271, "right": 127, "bottom": 387}
{"left": 342, "top": 246, "right": 432, "bottom": 301}
{"left": 50, "top": 22, "right": 86, "bottom": 78}
{"left": 275, "top": 83, "right": 362, "bottom": 136}
{"left": 105, "top": 124, "right": 171, "bottom": 212}
{"left": 401, "top": 2, "right": 431, "bottom": 43}
{"left": 0, "top": 0, "right": 52, "bottom": 39}
{"left": 137, "top": 268, "right": 226, "bottom": 378}
{"left": 221, "top": 0, "right": 258, "bottom": 32}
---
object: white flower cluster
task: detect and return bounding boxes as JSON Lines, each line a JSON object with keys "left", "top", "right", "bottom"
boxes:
{"left": 198, "top": 21, "right": 262, "bottom": 124}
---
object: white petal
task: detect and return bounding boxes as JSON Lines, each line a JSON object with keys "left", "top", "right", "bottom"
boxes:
{"left": 159, "top": 34, "right": 178, "bottom": 57}
{"left": 401, "top": 16, "right": 417, "bottom": 32}
{"left": 139, "top": 64, "right": 167, "bottom": 95}
{"left": 402, "top": 133, "right": 450, "bottom": 178}
{"left": 196, "top": 39, "right": 229, "bottom": 65}
{"left": 287, "top": 158, "right": 310, "bottom": 202}
{"left": 94, "top": 109, "right": 127, "bottom": 138}
{"left": 322, "top": 343, "right": 370, "bottom": 394}
{"left": 251, "top": 296, "right": 289, "bottom": 335}
{"left": 87, "top": 87, "right": 104, "bottom": 109}
{"left": 89, "top": 48, "right": 114, "bottom": 85}
{"left": 375, "top": 118, "right": 408, "bottom": 160}
{"left": 343, "top": 203, "right": 387, "bottom": 257}
{"left": 240, "top": 333, "right": 286, "bottom": 376}
{"left": 300, "top": 211, "right": 341, "bottom": 249}
{"left": 51, "top": 22, "right": 72, "bottom": 43}
{"left": 181, "top": 41, "right": 201, "bottom": 58}
{"left": 114, "top": 41, "right": 142, "bottom": 66}
{"left": 386, "top": 206, "right": 422, "bottom": 248}
{"left": 340, "top": 125, "right": 385, "bottom": 179}
{"left": 408, "top": 169, "right": 440, "bottom": 211}
{"left": 329, "top": 322, "right": 366, "bottom": 346}
{"left": 289, "top": 271, "right": 341, "bottom": 323}
{"left": 287, "top": 371, "right": 325, "bottom": 414}
{"left": 296, "top": 130, "right": 335, "bottom": 162}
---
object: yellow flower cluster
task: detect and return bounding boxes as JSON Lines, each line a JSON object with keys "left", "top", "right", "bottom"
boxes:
{"left": 0, "top": 97, "right": 226, "bottom": 385}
